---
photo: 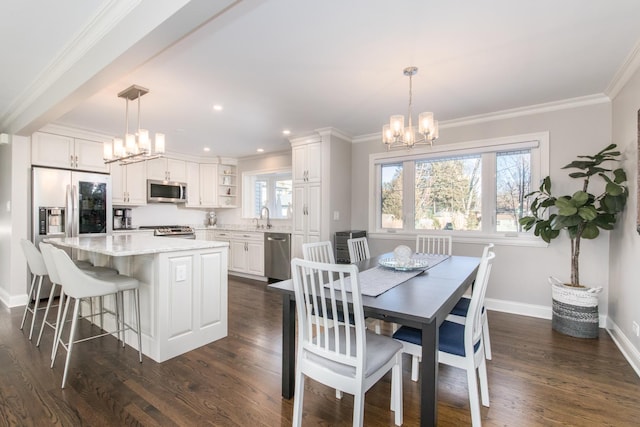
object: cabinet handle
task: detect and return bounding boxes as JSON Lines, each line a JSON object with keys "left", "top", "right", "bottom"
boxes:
{"left": 75, "top": 155, "right": 79, "bottom": 168}
{"left": 70, "top": 155, "right": 74, "bottom": 167}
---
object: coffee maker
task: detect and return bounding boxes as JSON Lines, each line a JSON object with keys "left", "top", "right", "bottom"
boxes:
{"left": 113, "top": 208, "right": 132, "bottom": 229}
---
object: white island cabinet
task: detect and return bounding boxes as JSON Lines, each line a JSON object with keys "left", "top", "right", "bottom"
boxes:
{"left": 46, "top": 235, "right": 229, "bottom": 363}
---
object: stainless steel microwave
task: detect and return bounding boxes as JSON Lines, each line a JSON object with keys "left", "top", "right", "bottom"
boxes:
{"left": 147, "top": 180, "right": 187, "bottom": 203}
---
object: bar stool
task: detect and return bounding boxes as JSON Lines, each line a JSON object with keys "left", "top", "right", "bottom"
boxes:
{"left": 46, "top": 245, "right": 142, "bottom": 388}
{"left": 36, "top": 245, "right": 119, "bottom": 350}
{"left": 19, "top": 239, "right": 48, "bottom": 340}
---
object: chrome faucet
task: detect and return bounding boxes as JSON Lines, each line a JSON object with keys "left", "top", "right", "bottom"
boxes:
{"left": 260, "top": 206, "right": 272, "bottom": 229}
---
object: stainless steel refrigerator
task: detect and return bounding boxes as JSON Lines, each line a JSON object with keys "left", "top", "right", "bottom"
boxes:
{"left": 31, "top": 166, "right": 112, "bottom": 296}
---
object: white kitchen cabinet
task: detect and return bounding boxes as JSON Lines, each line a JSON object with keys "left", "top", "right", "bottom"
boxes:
{"left": 32, "top": 132, "right": 109, "bottom": 173}
{"left": 292, "top": 141, "right": 321, "bottom": 184}
{"left": 290, "top": 130, "right": 352, "bottom": 260}
{"left": 185, "top": 162, "right": 219, "bottom": 208}
{"left": 200, "top": 164, "right": 217, "bottom": 207}
{"left": 195, "top": 229, "right": 207, "bottom": 240}
{"left": 147, "top": 157, "right": 187, "bottom": 182}
{"left": 292, "top": 183, "right": 321, "bottom": 259}
{"left": 111, "top": 161, "right": 147, "bottom": 205}
{"left": 213, "top": 230, "right": 232, "bottom": 269}
{"left": 222, "top": 231, "right": 264, "bottom": 276}
{"left": 217, "top": 164, "right": 237, "bottom": 208}
{"left": 292, "top": 139, "right": 323, "bottom": 259}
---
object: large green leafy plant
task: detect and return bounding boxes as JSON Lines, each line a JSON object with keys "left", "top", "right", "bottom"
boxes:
{"left": 519, "top": 144, "right": 628, "bottom": 287}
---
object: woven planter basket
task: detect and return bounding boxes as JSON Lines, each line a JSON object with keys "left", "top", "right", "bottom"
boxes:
{"left": 549, "top": 277, "right": 602, "bottom": 339}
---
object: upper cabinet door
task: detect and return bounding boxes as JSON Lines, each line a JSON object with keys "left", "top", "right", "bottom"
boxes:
{"left": 74, "top": 138, "right": 109, "bottom": 173}
{"left": 32, "top": 132, "right": 108, "bottom": 173}
{"left": 147, "top": 158, "right": 187, "bottom": 182}
{"left": 32, "top": 132, "right": 74, "bottom": 169}
{"left": 292, "top": 142, "right": 321, "bottom": 183}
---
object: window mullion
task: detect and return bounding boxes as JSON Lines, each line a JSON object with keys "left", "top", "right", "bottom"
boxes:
{"left": 404, "top": 160, "right": 416, "bottom": 232}
{"left": 481, "top": 153, "right": 497, "bottom": 233}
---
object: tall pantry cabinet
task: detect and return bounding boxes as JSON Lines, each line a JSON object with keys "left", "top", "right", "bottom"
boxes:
{"left": 290, "top": 129, "right": 352, "bottom": 259}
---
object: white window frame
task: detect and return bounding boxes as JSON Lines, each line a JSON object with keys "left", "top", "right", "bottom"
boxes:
{"left": 241, "top": 168, "right": 292, "bottom": 219}
{"left": 368, "top": 132, "right": 549, "bottom": 246}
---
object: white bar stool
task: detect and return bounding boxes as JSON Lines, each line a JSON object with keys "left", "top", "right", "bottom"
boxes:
{"left": 19, "top": 239, "right": 49, "bottom": 340}
{"left": 45, "top": 244, "right": 142, "bottom": 388}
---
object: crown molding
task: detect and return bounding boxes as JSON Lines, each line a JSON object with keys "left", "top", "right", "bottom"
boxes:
{"left": 606, "top": 39, "right": 640, "bottom": 99}
{"left": 0, "top": 1, "right": 139, "bottom": 131}
{"left": 352, "top": 94, "right": 610, "bottom": 144}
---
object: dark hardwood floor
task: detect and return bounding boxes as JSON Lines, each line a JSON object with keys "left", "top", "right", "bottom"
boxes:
{"left": 1, "top": 277, "right": 639, "bottom": 426}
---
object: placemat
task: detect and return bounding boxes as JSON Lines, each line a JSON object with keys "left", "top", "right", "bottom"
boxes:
{"left": 328, "top": 254, "right": 450, "bottom": 297}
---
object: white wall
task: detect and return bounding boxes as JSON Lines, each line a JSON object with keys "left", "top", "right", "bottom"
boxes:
{"left": 609, "top": 66, "right": 640, "bottom": 361}
{"left": 0, "top": 135, "right": 30, "bottom": 307}
{"left": 351, "top": 101, "right": 613, "bottom": 316}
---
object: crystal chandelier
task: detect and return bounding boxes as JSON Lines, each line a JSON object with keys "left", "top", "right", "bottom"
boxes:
{"left": 382, "top": 66, "right": 438, "bottom": 150}
{"left": 103, "top": 84, "right": 165, "bottom": 164}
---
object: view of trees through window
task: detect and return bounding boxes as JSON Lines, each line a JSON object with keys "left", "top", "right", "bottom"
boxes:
{"left": 415, "top": 156, "right": 481, "bottom": 231}
{"left": 496, "top": 150, "right": 531, "bottom": 232}
{"left": 379, "top": 148, "right": 532, "bottom": 233}
{"left": 381, "top": 164, "right": 403, "bottom": 228}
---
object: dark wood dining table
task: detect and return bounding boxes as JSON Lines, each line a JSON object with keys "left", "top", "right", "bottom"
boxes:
{"left": 268, "top": 253, "right": 481, "bottom": 427}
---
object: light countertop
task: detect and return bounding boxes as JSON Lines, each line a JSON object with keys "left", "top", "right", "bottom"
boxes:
{"left": 45, "top": 235, "right": 228, "bottom": 257}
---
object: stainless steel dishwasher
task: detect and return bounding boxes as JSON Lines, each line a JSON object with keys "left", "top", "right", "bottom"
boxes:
{"left": 264, "top": 232, "right": 291, "bottom": 282}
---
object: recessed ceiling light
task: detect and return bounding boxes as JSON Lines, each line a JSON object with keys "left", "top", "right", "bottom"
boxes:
{"left": 212, "top": 104, "right": 223, "bottom": 111}
{"left": 282, "top": 129, "right": 291, "bottom": 135}
{"left": 257, "top": 148, "right": 264, "bottom": 153}
{"left": 203, "top": 147, "right": 210, "bottom": 152}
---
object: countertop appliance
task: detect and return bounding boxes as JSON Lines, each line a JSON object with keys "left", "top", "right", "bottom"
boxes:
{"left": 31, "top": 166, "right": 112, "bottom": 297}
{"left": 139, "top": 225, "right": 195, "bottom": 239}
{"left": 264, "top": 232, "right": 291, "bottom": 282}
{"left": 113, "top": 208, "right": 133, "bottom": 230}
{"left": 147, "top": 180, "right": 187, "bottom": 203}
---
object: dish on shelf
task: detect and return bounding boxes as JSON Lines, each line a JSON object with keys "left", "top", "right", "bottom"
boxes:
{"left": 378, "top": 257, "right": 429, "bottom": 271}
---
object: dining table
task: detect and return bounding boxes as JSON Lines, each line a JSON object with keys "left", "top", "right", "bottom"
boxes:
{"left": 268, "top": 253, "right": 481, "bottom": 427}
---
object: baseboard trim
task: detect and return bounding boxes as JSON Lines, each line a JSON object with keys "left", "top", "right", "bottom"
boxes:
{"left": 486, "top": 297, "right": 639, "bottom": 379}
{"left": 605, "top": 319, "right": 640, "bottom": 378}
{"left": 0, "top": 287, "right": 28, "bottom": 308}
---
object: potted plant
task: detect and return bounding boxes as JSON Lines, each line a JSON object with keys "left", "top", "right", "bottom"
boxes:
{"left": 519, "top": 143, "right": 628, "bottom": 338}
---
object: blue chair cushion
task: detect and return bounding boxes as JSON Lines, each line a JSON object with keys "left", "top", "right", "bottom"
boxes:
{"left": 393, "top": 321, "right": 481, "bottom": 357}
{"left": 449, "top": 296, "right": 485, "bottom": 317}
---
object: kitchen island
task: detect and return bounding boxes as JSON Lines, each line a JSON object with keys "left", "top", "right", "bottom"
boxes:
{"left": 46, "top": 234, "right": 229, "bottom": 363}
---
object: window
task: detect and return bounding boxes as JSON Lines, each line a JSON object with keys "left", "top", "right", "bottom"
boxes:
{"left": 242, "top": 170, "right": 292, "bottom": 219}
{"left": 371, "top": 132, "right": 547, "bottom": 237}
{"left": 414, "top": 155, "right": 481, "bottom": 231}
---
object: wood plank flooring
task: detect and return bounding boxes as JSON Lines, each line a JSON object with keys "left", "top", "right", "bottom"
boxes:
{"left": 1, "top": 277, "right": 639, "bottom": 426}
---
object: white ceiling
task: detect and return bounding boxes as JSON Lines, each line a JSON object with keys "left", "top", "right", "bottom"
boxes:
{"left": 2, "top": 0, "right": 640, "bottom": 159}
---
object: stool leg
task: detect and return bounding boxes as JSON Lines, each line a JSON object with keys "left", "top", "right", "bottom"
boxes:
{"left": 51, "top": 291, "right": 65, "bottom": 361}
{"left": 134, "top": 289, "right": 142, "bottom": 362}
{"left": 52, "top": 294, "right": 71, "bottom": 368}
{"left": 20, "top": 275, "right": 37, "bottom": 330}
{"left": 36, "top": 282, "right": 57, "bottom": 347}
{"left": 28, "top": 276, "right": 44, "bottom": 340}
{"left": 61, "top": 298, "right": 81, "bottom": 389}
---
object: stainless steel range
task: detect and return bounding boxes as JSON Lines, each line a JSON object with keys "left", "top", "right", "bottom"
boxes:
{"left": 139, "top": 225, "right": 196, "bottom": 239}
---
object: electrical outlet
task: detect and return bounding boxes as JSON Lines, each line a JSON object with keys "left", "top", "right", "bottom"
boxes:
{"left": 175, "top": 265, "right": 186, "bottom": 282}
{"left": 633, "top": 321, "right": 640, "bottom": 337}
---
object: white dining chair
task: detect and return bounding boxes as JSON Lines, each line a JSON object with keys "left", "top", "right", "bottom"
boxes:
{"left": 19, "top": 239, "right": 49, "bottom": 340}
{"left": 415, "top": 234, "right": 452, "bottom": 255}
{"left": 291, "top": 258, "right": 403, "bottom": 426}
{"left": 347, "top": 237, "right": 370, "bottom": 263}
{"left": 447, "top": 243, "right": 495, "bottom": 360}
{"left": 47, "top": 245, "right": 143, "bottom": 388}
{"left": 346, "top": 237, "right": 386, "bottom": 335}
{"left": 393, "top": 250, "right": 495, "bottom": 426}
{"left": 302, "top": 241, "right": 335, "bottom": 264}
